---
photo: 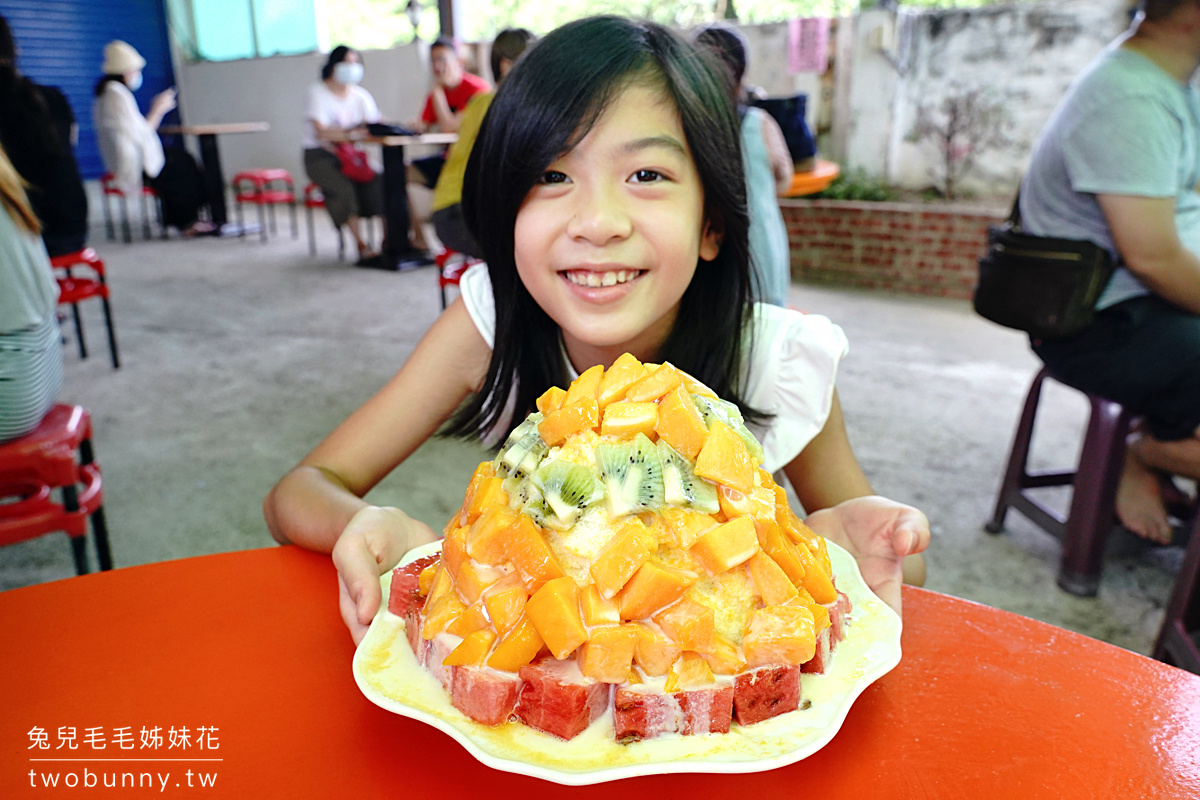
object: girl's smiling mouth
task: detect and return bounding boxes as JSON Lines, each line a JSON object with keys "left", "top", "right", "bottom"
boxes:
{"left": 562, "top": 268, "right": 646, "bottom": 288}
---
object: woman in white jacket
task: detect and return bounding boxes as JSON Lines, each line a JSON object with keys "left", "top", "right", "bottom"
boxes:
{"left": 92, "top": 40, "right": 212, "bottom": 236}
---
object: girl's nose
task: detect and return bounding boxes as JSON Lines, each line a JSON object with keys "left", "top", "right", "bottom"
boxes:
{"left": 566, "top": 183, "right": 632, "bottom": 245}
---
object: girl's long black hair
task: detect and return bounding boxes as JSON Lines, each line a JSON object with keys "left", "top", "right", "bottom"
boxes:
{"left": 447, "top": 15, "right": 758, "bottom": 444}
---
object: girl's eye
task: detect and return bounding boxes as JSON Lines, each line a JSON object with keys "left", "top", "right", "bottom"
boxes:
{"left": 630, "top": 169, "right": 664, "bottom": 183}
{"left": 538, "top": 170, "right": 569, "bottom": 184}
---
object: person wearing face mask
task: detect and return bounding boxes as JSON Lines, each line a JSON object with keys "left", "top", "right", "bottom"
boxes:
{"left": 92, "top": 40, "right": 213, "bottom": 236}
{"left": 303, "top": 45, "right": 385, "bottom": 265}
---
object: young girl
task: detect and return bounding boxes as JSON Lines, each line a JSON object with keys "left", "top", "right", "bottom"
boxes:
{"left": 265, "top": 16, "right": 928, "bottom": 644}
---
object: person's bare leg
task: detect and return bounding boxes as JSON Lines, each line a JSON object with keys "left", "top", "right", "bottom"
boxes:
{"left": 1116, "top": 426, "right": 1200, "bottom": 544}
{"left": 346, "top": 214, "right": 374, "bottom": 258}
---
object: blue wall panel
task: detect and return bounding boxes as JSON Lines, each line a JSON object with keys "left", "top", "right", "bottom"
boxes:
{"left": 0, "top": 0, "right": 177, "bottom": 178}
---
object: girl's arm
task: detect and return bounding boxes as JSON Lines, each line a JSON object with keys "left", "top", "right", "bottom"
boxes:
{"left": 759, "top": 112, "right": 794, "bottom": 196}
{"left": 264, "top": 298, "right": 491, "bottom": 640}
{"left": 783, "top": 391, "right": 929, "bottom": 613}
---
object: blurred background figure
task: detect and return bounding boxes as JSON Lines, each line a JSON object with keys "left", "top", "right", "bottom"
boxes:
{"left": 695, "top": 24, "right": 793, "bottom": 308}
{"left": 430, "top": 27, "right": 536, "bottom": 261}
{"left": 0, "top": 141, "right": 63, "bottom": 442}
{"left": 302, "top": 45, "right": 384, "bottom": 265}
{"left": 0, "top": 14, "right": 88, "bottom": 257}
{"left": 93, "top": 40, "right": 213, "bottom": 237}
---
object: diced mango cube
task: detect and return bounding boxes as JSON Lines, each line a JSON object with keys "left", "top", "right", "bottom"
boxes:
{"left": 447, "top": 601, "right": 490, "bottom": 637}
{"left": 525, "top": 576, "right": 589, "bottom": 660}
{"left": 464, "top": 477, "right": 509, "bottom": 526}
{"left": 441, "top": 526, "right": 470, "bottom": 580}
{"left": 600, "top": 401, "right": 659, "bottom": 439}
{"left": 624, "top": 363, "right": 685, "bottom": 403}
{"left": 564, "top": 364, "right": 604, "bottom": 406}
{"left": 486, "top": 614, "right": 545, "bottom": 672}
{"left": 537, "top": 398, "right": 600, "bottom": 446}
{"left": 578, "top": 624, "right": 639, "bottom": 683}
{"left": 701, "top": 634, "right": 747, "bottom": 675}
{"left": 483, "top": 585, "right": 527, "bottom": 637}
{"left": 590, "top": 521, "right": 652, "bottom": 600}
{"left": 694, "top": 420, "right": 756, "bottom": 494}
{"left": 454, "top": 560, "right": 500, "bottom": 606}
{"left": 654, "top": 384, "right": 709, "bottom": 460}
{"left": 632, "top": 622, "right": 682, "bottom": 676}
{"left": 617, "top": 561, "right": 698, "bottom": 621}
{"left": 663, "top": 652, "right": 715, "bottom": 692}
{"left": 418, "top": 564, "right": 438, "bottom": 596}
{"left": 691, "top": 515, "right": 759, "bottom": 574}
{"left": 717, "top": 484, "right": 776, "bottom": 522}
{"left": 652, "top": 597, "right": 716, "bottom": 654}
{"left": 793, "top": 538, "right": 837, "bottom": 605}
{"left": 506, "top": 514, "right": 565, "bottom": 590}
{"left": 742, "top": 604, "right": 817, "bottom": 668}
{"left": 465, "top": 505, "right": 517, "bottom": 566}
{"left": 746, "top": 550, "right": 799, "bottom": 606}
{"left": 659, "top": 507, "right": 720, "bottom": 549}
{"left": 755, "top": 518, "right": 807, "bottom": 587}
{"left": 580, "top": 583, "right": 620, "bottom": 626}
{"left": 421, "top": 590, "right": 466, "bottom": 640}
{"left": 442, "top": 627, "right": 497, "bottom": 667}
{"left": 596, "top": 353, "right": 649, "bottom": 407}
{"left": 536, "top": 385, "right": 567, "bottom": 415}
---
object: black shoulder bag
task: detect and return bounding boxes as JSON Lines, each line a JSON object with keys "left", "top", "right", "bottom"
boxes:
{"left": 973, "top": 193, "right": 1116, "bottom": 339}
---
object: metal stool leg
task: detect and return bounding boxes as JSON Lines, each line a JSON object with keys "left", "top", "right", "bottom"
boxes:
{"left": 61, "top": 484, "right": 89, "bottom": 575}
{"left": 70, "top": 303, "right": 88, "bottom": 359}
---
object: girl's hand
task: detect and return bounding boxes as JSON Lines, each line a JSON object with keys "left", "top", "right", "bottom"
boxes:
{"left": 331, "top": 506, "right": 437, "bottom": 644}
{"left": 804, "top": 496, "right": 929, "bottom": 615}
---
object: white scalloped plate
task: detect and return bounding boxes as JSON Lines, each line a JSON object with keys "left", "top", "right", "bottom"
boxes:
{"left": 354, "top": 540, "right": 900, "bottom": 785}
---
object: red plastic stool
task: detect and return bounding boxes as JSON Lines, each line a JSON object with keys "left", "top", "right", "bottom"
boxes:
{"left": 233, "top": 169, "right": 298, "bottom": 243}
{"left": 49, "top": 248, "right": 120, "bottom": 369}
{"left": 985, "top": 368, "right": 1135, "bottom": 596}
{"left": 0, "top": 405, "right": 111, "bottom": 574}
{"left": 1154, "top": 510, "right": 1200, "bottom": 675}
{"left": 436, "top": 248, "right": 481, "bottom": 309}
{"left": 101, "top": 173, "right": 163, "bottom": 242}
{"left": 303, "top": 182, "right": 345, "bottom": 260}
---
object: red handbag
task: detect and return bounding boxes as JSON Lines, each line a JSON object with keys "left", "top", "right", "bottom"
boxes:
{"left": 334, "top": 142, "right": 376, "bottom": 183}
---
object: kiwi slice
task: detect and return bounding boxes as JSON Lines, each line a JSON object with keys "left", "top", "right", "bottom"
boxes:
{"left": 657, "top": 439, "right": 720, "bottom": 514}
{"left": 690, "top": 395, "right": 765, "bottom": 464}
{"left": 532, "top": 460, "right": 604, "bottom": 529}
{"left": 596, "top": 432, "right": 664, "bottom": 517}
{"left": 494, "top": 413, "right": 548, "bottom": 480}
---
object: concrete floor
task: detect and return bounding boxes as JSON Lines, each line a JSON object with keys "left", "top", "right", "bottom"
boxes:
{"left": 0, "top": 220, "right": 1186, "bottom": 658}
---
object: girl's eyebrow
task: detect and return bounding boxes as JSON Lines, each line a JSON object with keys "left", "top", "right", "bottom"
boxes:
{"left": 619, "top": 135, "right": 688, "bottom": 157}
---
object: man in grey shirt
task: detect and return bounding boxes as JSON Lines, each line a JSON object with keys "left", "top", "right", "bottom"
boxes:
{"left": 1022, "top": 0, "right": 1200, "bottom": 543}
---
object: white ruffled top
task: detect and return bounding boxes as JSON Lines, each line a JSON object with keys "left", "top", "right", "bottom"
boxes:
{"left": 458, "top": 263, "right": 847, "bottom": 472}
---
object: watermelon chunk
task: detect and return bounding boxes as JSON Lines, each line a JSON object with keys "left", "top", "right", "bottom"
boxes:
{"left": 677, "top": 685, "right": 734, "bottom": 734}
{"left": 389, "top": 554, "right": 440, "bottom": 617}
{"left": 451, "top": 667, "right": 521, "bottom": 726}
{"left": 515, "top": 657, "right": 609, "bottom": 740}
{"left": 801, "top": 626, "right": 832, "bottom": 674}
{"left": 613, "top": 688, "right": 680, "bottom": 742}
{"left": 404, "top": 596, "right": 426, "bottom": 661}
{"left": 426, "top": 635, "right": 457, "bottom": 692}
{"left": 732, "top": 665, "right": 802, "bottom": 725}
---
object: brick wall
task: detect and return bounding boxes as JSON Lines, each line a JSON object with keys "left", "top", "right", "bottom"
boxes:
{"left": 782, "top": 199, "right": 1007, "bottom": 300}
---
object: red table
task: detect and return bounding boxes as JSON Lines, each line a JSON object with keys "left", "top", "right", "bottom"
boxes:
{"left": 2, "top": 546, "right": 1198, "bottom": 797}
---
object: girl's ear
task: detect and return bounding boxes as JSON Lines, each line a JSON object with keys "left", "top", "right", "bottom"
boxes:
{"left": 699, "top": 217, "right": 723, "bottom": 262}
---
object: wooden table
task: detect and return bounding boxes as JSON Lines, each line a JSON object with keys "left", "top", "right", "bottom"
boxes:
{"left": 3, "top": 546, "right": 1198, "bottom": 797}
{"left": 363, "top": 132, "right": 457, "bottom": 270}
{"left": 160, "top": 122, "right": 271, "bottom": 232}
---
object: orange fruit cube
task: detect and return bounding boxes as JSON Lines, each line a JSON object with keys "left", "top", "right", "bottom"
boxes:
{"left": 483, "top": 585, "right": 527, "bottom": 637}
{"left": 537, "top": 398, "right": 600, "bottom": 446}
{"left": 536, "top": 385, "right": 567, "bottom": 415}
{"left": 632, "top": 622, "right": 682, "bottom": 676}
{"left": 675, "top": 367, "right": 718, "bottom": 399}
{"left": 563, "top": 363, "right": 604, "bottom": 406}
{"left": 663, "top": 652, "right": 714, "bottom": 692}
{"left": 717, "top": 484, "right": 776, "bottom": 522}
{"left": 423, "top": 563, "right": 454, "bottom": 609}
{"left": 596, "top": 353, "right": 649, "bottom": 407}
{"left": 659, "top": 507, "right": 720, "bottom": 549}
{"left": 654, "top": 384, "right": 709, "bottom": 460}
{"left": 506, "top": 514, "right": 565, "bottom": 590}
{"left": 447, "top": 600, "right": 490, "bottom": 637}
{"left": 701, "top": 634, "right": 747, "bottom": 675}
{"left": 442, "top": 627, "right": 497, "bottom": 667}
{"left": 690, "top": 515, "right": 759, "bottom": 574}
{"left": 421, "top": 590, "right": 466, "bottom": 640}
{"left": 579, "top": 583, "right": 620, "bottom": 626}
{"left": 600, "top": 401, "right": 659, "bottom": 439}
{"left": 464, "top": 477, "right": 509, "bottom": 525}
{"left": 652, "top": 597, "right": 716, "bottom": 654}
{"left": 694, "top": 421, "right": 756, "bottom": 494}
{"left": 486, "top": 614, "right": 545, "bottom": 672}
{"left": 590, "top": 521, "right": 652, "bottom": 600}
{"left": 441, "top": 526, "right": 470, "bottom": 580}
{"left": 742, "top": 604, "right": 817, "bottom": 668}
{"left": 525, "top": 576, "right": 589, "bottom": 660}
{"left": 755, "top": 518, "right": 806, "bottom": 587}
{"left": 458, "top": 461, "right": 497, "bottom": 525}
{"left": 793, "top": 538, "right": 837, "bottom": 605}
{"left": 624, "top": 363, "right": 685, "bottom": 403}
{"left": 454, "top": 560, "right": 501, "bottom": 606}
{"left": 466, "top": 505, "right": 518, "bottom": 566}
{"left": 617, "top": 561, "right": 698, "bottom": 621}
{"left": 745, "top": 550, "right": 799, "bottom": 606}
{"left": 578, "top": 624, "right": 639, "bottom": 683}
{"left": 418, "top": 563, "right": 438, "bottom": 596}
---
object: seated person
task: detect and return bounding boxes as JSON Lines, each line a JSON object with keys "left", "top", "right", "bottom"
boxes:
{"left": 430, "top": 28, "right": 536, "bottom": 260}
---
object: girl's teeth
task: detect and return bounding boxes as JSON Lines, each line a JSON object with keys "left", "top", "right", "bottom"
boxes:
{"left": 569, "top": 270, "right": 635, "bottom": 287}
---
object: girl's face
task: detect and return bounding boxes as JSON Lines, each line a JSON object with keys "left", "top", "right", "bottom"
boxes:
{"left": 513, "top": 83, "right": 721, "bottom": 370}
